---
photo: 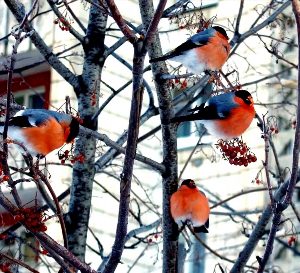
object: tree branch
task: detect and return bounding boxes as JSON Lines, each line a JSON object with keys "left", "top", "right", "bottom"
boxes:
{"left": 79, "top": 126, "right": 165, "bottom": 172}
{"left": 140, "top": 1, "right": 178, "bottom": 273}
{"left": 104, "top": 0, "right": 138, "bottom": 43}
{"left": 230, "top": 0, "right": 292, "bottom": 51}
{"left": 4, "top": 0, "right": 80, "bottom": 90}
{"left": 256, "top": 2, "right": 300, "bottom": 270}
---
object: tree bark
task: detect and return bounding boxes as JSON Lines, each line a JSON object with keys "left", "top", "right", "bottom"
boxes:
{"left": 139, "top": 1, "right": 179, "bottom": 273}
{"left": 66, "top": 0, "right": 108, "bottom": 261}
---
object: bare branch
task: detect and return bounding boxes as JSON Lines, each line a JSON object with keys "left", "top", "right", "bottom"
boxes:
{"left": 4, "top": 0, "right": 80, "bottom": 90}
{"left": 0, "top": 252, "right": 39, "bottom": 273}
{"left": 47, "top": 0, "right": 84, "bottom": 42}
{"left": 142, "top": 0, "right": 168, "bottom": 52}
{"left": 187, "top": 225, "right": 257, "bottom": 270}
{"left": 234, "top": 0, "right": 244, "bottom": 36}
{"left": 230, "top": 1, "right": 292, "bottom": 51}
{"left": 104, "top": 0, "right": 138, "bottom": 43}
{"left": 282, "top": 0, "right": 300, "bottom": 207}
{"left": 262, "top": 115, "right": 275, "bottom": 210}
{"left": 79, "top": 126, "right": 165, "bottom": 172}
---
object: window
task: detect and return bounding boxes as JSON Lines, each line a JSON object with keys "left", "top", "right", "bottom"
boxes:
{"left": 0, "top": 50, "right": 51, "bottom": 109}
{"left": 177, "top": 120, "right": 191, "bottom": 138}
{"left": 14, "top": 87, "right": 46, "bottom": 109}
{"left": 177, "top": 83, "right": 213, "bottom": 140}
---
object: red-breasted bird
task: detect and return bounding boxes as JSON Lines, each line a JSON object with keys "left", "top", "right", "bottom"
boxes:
{"left": 0, "top": 109, "right": 79, "bottom": 156}
{"left": 171, "top": 90, "right": 255, "bottom": 139}
{"left": 149, "top": 26, "right": 230, "bottom": 74}
{"left": 170, "top": 179, "right": 210, "bottom": 233}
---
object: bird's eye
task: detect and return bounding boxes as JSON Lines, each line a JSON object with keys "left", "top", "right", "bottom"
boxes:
{"left": 244, "top": 97, "right": 252, "bottom": 105}
{"left": 190, "top": 181, "right": 196, "bottom": 187}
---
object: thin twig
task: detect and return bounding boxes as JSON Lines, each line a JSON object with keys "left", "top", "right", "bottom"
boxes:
{"left": 142, "top": 0, "right": 168, "bottom": 52}
{"left": 234, "top": 0, "right": 244, "bottom": 36}
{"left": 2, "top": 0, "right": 39, "bottom": 210}
{"left": 0, "top": 252, "right": 39, "bottom": 273}
{"left": 179, "top": 135, "right": 202, "bottom": 181}
{"left": 79, "top": 126, "right": 165, "bottom": 173}
{"left": 230, "top": 1, "right": 291, "bottom": 52}
{"left": 291, "top": 201, "right": 300, "bottom": 222}
{"left": 46, "top": 0, "right": 84, "bottom": 42}
{"left": 187, "top": 225, "right": 257, "bottom": 270}
{"left": 62, "top": 0, "right": 86, "bottom": 32}
{"left": 262, "top": 114, "right": 275, "bottom": 211}
{"left": 104, "top": 0, "right": 137, "bottom": 43}
{"left": 256, "top": 3, "right": 300, "bottom": 270}
{"left": 210, "top": 187, "right": 278, "bottom": 210}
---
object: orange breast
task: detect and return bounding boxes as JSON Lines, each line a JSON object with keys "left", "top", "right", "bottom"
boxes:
{"left": 22, "top": 118, "right": 67, "bottom": 155}
{"left": 196, "top": 35, "right": 230, "bottom": 71}
{"left": 215, "top": 105, "right": 255, "bottom": 138}
{"left": 170, "top": 186, "right": 210, "bottom": 226}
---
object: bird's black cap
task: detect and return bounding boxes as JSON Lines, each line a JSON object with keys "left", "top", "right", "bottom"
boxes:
{"left": 181, "top": 179, "right": 196, "bottom": 189}
{"left": 213, "top": 26, "right": 229, "bottom": 40}
{"left": 235, "top": 90, "right": 253, "bottom": 105}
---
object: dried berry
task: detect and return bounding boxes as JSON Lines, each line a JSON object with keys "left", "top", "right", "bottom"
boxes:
{"left": 288, "top": 235, "right": 297, "bottom": 246}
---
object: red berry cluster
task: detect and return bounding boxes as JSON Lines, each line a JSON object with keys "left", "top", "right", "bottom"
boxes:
{"left": 169, "top": 6, "right": 212, "bottom": 34}
{"left": 269, "top": 126, "right": 279, "bottom": 135}
{"left": 176, "top": 79, "right": 187, "bottom": 89}
{"left": 196, "top": 19, "right": 212, "bottom": 33}
{"left": 58, "top": 149, "right": 85, "bottom": 164}
{"left": 288, "top": 235, "right": 297, "bottom": 246}
{"left": 0, "top": 263, "right": 12, "bottom": 273}
{"left": 235, "top": 84, "right": 242, "bottom": 90}
{"left": 0, "top": 165, "right": 9, "bottom": 183}
{"left": 53, "top": 17, "right": 72, "bottom": 31}
{"left": 58, "top": 149, "right": 70, "bottom": 164}
{"left": 91, "top": 92, "right": 97, "bottom": 106}
{"left": 216, "top": 139, "right": 257, "bottom": 167}
{"left": 168, "top": 78, "right": 188, "bottom": 90}
{"left": 72, "top": 154, "right": 85, "bottom": 164}
{"left": 208, "top": 72, "right": 223, "bottom": 87}
{"left": 253, "top": 177, "right": 262, "bottom": 185}
{"left": 267, "top": 116, "right": 279, "bottom": 135}
{"left": 0, "top": 233, "right": 8, "bottom": 240}
{"left": 147, "top": 232, "right": 162, "bottom": 244}
{"left": 14, "top": 208, "right": 47, "bottom": 232}
{"left": 39, "top": 248, "right": 49, "bottom": 256}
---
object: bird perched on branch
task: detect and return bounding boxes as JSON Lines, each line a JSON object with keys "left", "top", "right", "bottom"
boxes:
{"left": 170, "top": 179, "right": 210, "bottom": 233}
{"left": 149, "top": 26, "right": 230, "bottom": 74}
{"left": 171, "top": 90, "right": 255, "bottom": 140}
{"left": 0, "top": 109, "right": 80, "bottom": 157}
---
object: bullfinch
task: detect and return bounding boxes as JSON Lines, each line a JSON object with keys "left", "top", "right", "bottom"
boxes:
{"left": 0, "top": 109, "right": 79, "bottom": 156}
{"left": 170, "top": 179, "right": 210, "bottom": 233}
{"left": 171, "top": 90, "right": 255, "bottom": 139}
{"left": 149, "top": 26, "right": 230, "bottom": 74}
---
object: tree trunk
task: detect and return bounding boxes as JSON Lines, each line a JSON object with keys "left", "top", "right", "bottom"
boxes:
{"left": 139, "top": 1, "right": 179, "bottom": 273}
{"left": 66, "top": 1, "right": 108, "bottom": 261}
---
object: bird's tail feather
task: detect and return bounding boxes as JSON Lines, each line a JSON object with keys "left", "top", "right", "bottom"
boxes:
{"left": 194, "top": 218, "right": 209, "bottom": 233}
{"left": 149, "top": 55, "right": 169, "bottom": 63}
{"left": 188, "top": 103, "right": 205, "bottom": 113}
{"left": 193, "top": 225, "right": 209, "bottom": 233}
{"left": 171, "top": 113, "right": 200, "bottom": 123}
{"left": 149, "top": 50, "right": 178, "bottom": 63}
